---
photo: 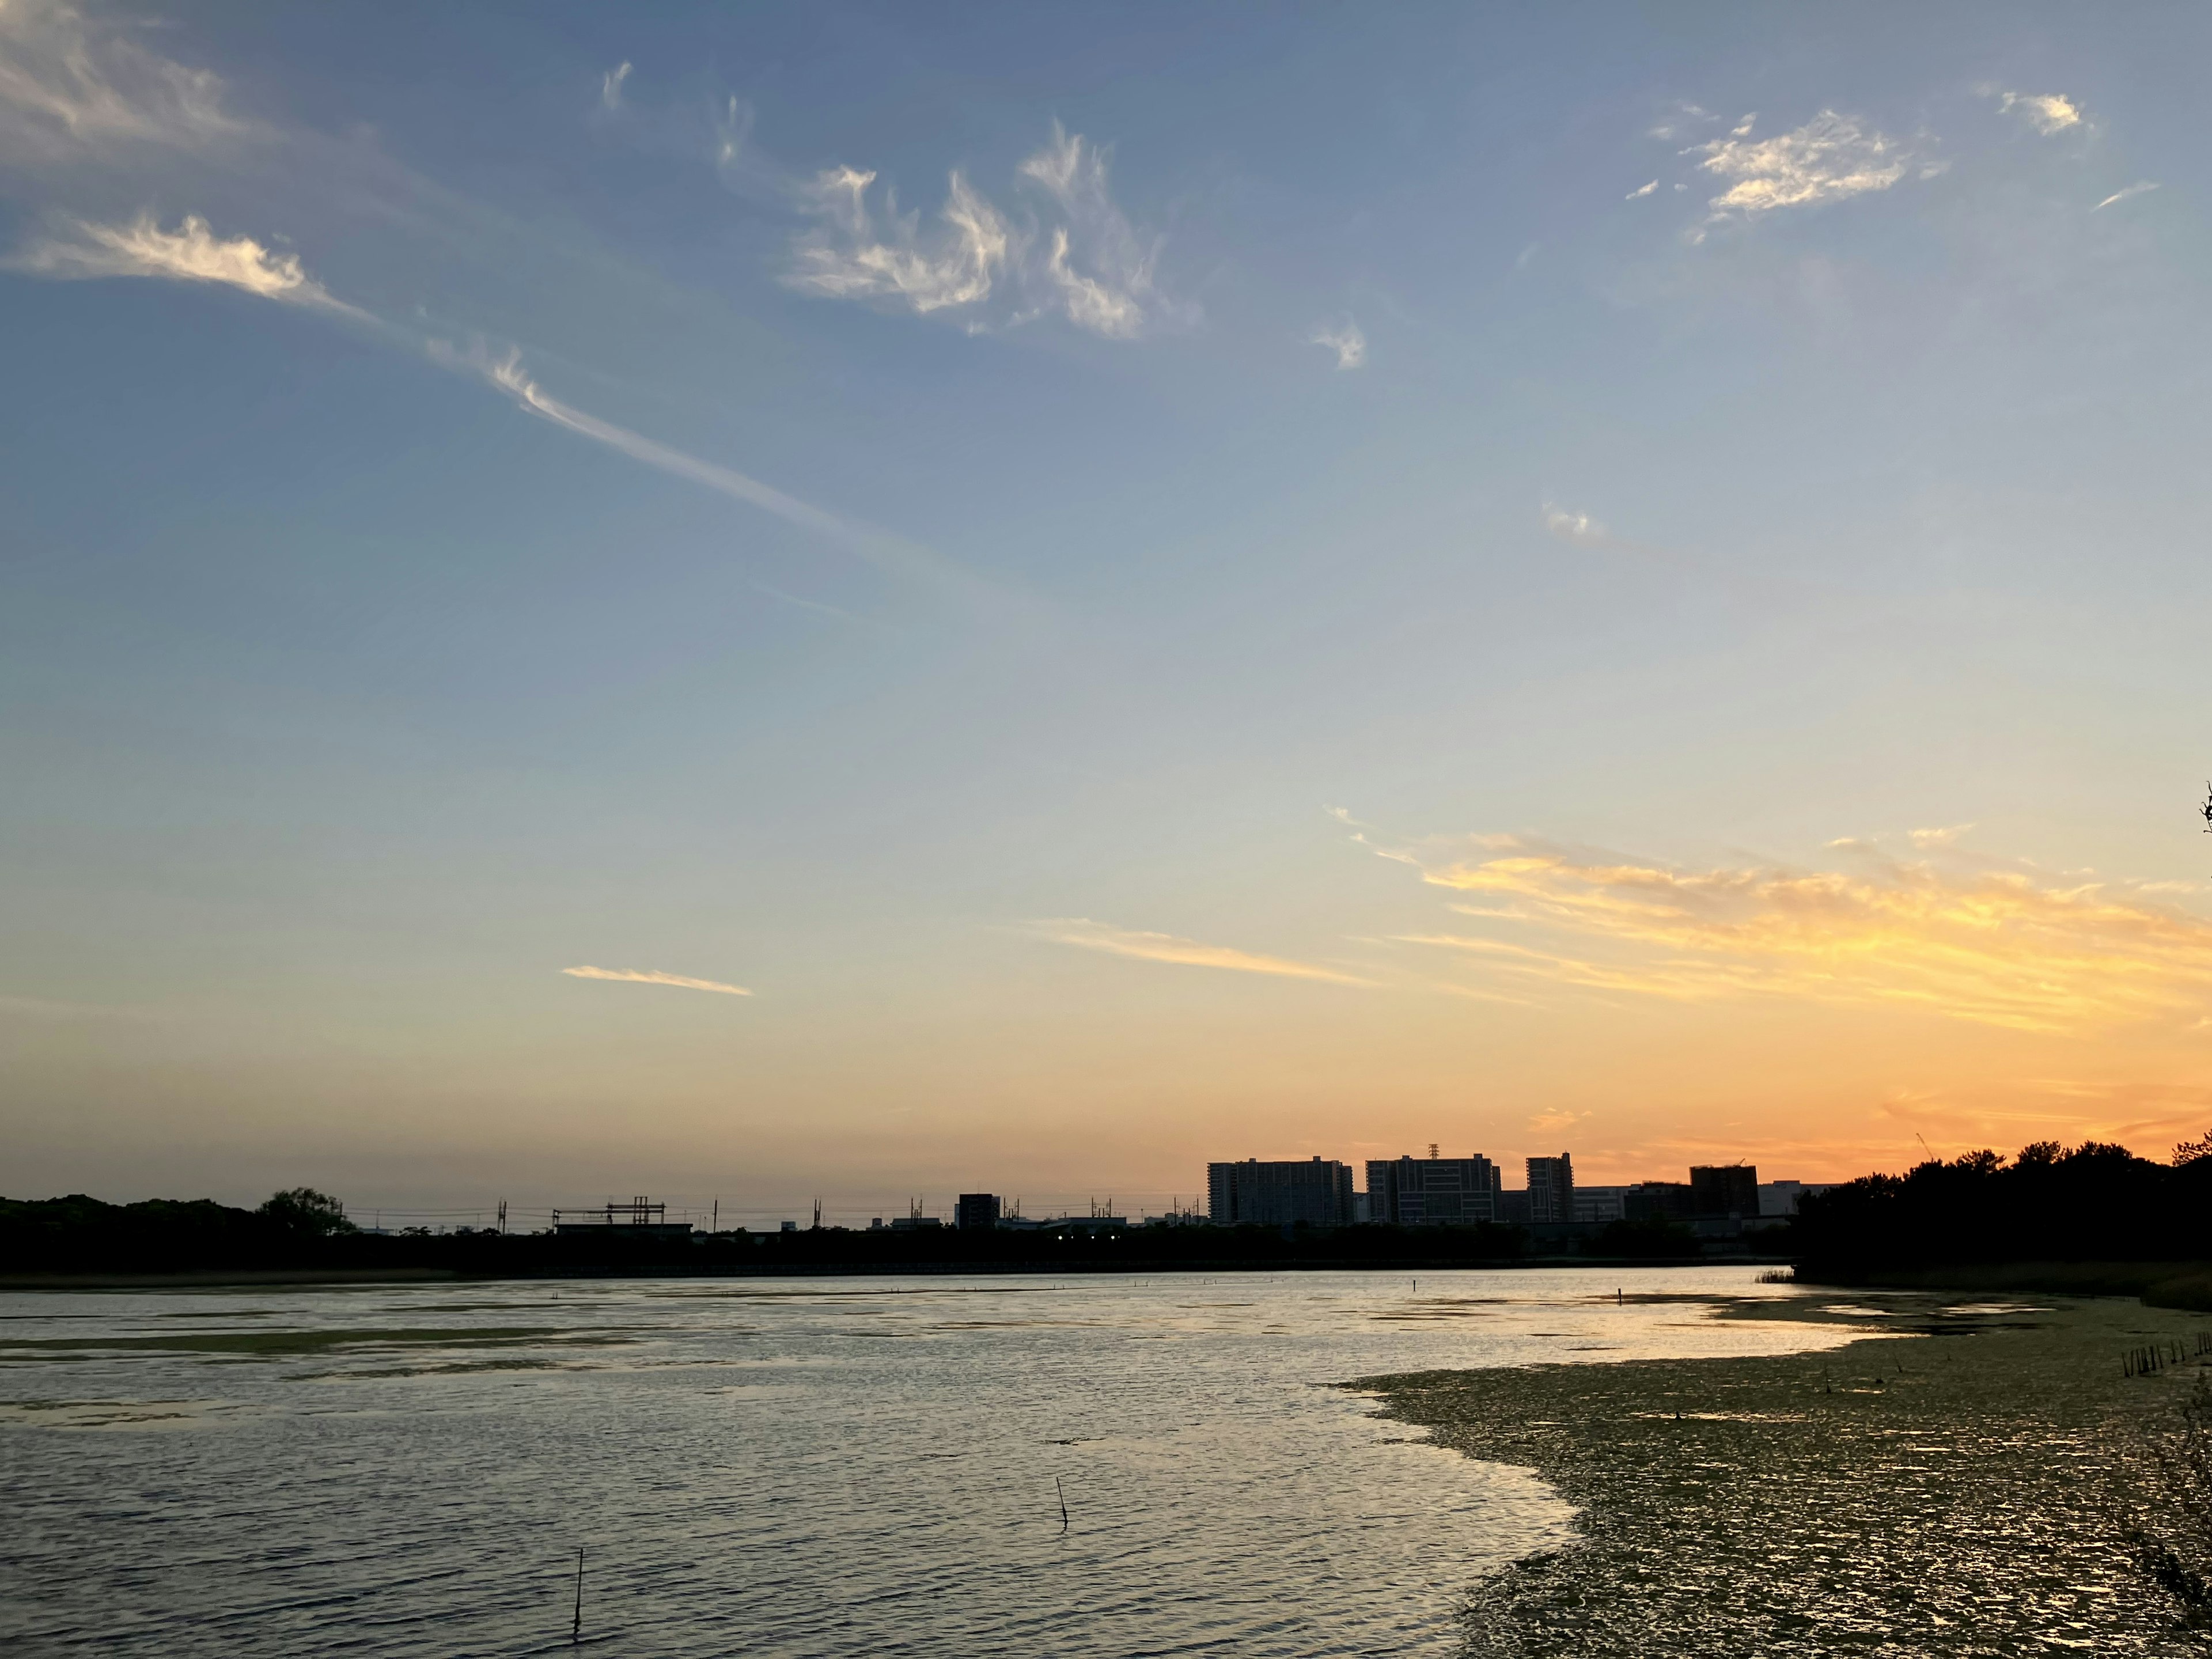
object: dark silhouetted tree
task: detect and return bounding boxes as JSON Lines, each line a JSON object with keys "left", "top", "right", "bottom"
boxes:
{"left": 258, "top": 1188, "right": 355, "bottom": 1236}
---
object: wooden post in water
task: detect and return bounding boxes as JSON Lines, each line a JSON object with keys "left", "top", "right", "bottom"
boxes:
{"left": 572, "top": 1547, "right": 583, "bottom": 1642}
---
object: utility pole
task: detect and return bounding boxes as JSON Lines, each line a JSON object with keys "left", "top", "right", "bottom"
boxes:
{"left": 497, "top": 1199, "right": 507, "bottom": 1236}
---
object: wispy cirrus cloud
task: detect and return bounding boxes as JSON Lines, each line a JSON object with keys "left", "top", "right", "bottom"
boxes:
{"left": 1695, "top": 111, "right": 1925, "bottom": 229}
{"left": 6, "top": 212, "right": 359, "bottom": 313}
{"left": 2095, "top": 180, "right": 2160, "bottom": 211}
{"left": 0, "top": 0, "right": 242, "bottom": 167}
{"left": 0, "top": 6, "right": 995, "bottom": 610}
{"left": 1369, "top": 831, "right": 2212, "bottom": 1033}
{"left": 786, "top": 122, "right": 1181, "bottom": 339}
{"left": 599, "top": 61, "right": 631, "bottom": 113}
{"left": 787, "top": 164, "right": 1012, "bottom": 316}
{"left": 1033, "top": 919, "right": 1374, "bottom": 986}
{"left": 562, "top": 965, "right": 752, "bottom": 997}
{"left": 1997, "top": 91, "right": 2082, "bottom": 135}
{"left": 1310, "top": 319, "right": 1365, "bottom": 370}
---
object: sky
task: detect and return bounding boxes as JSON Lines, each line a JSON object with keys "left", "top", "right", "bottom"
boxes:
{"left": 5, "top": 0, "right": 2211, "bottom": 1225}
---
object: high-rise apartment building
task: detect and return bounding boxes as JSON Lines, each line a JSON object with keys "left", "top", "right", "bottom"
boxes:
{"left": 955, "top": 1193, "right": 1001, "bottom": 1231}
{"left": 1206, "top": 1158, "right": 1356, "bottom": 1226}
{"left": 1365, "top": 1152, "right": 1502, "bottom": 1225}
{"left": 1526, "top": 1154, "right": 1575, "bottom": 1224}
{"left": 1691, "top": 1164, "right": 1759, "bottom": 1218}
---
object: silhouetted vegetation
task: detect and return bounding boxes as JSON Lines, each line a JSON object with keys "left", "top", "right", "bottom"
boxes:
{"left": 2125, "top": 1369, "right": 2212, "bottom": 1627}
{"left": 1593, "top": 1217, "right": 1700, "bottom": 1259}
{"left": 0, "top": 1196, "right": 1733, "bottom": 1279}
{"left": 1794, "top": 1137, "right": 2212, "bottom": 1274}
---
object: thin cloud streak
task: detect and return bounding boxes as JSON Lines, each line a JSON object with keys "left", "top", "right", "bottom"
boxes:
{"left": 1034, "top": 919, "right": 1375, "bottom": 986}
{"left": 2095, "top": 181, "right": 2159, "bottom": 211}
{"left": 562, "top": 965, "right": 752, "bottom": 997}
{"left": 478, "top": 351, "right": 980, "bottom": 596}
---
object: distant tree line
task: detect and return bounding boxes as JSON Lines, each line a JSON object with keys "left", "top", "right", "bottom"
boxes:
{"left": 1794, "top": 1137, "right": 2212, "bottom": 1271}
{"left": 0, "top": 1188, "right": 357, "bottom": 1273}
{"left": 0, "top": 1195, "right": 1691, "bottom": 1278}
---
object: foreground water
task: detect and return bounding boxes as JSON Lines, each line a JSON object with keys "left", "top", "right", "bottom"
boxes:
{"left": 1, "top": 1267, "right": 1859, "bottom": 1656}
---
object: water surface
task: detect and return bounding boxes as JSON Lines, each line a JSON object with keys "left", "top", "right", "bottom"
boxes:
{"left": 2, "top": 1266, "right": 1854, "bottom": 1655}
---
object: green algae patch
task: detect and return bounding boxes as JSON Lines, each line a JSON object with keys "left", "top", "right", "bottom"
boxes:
{"left": 1362, "top": 1293, "right": 2212, "bottom": 1656}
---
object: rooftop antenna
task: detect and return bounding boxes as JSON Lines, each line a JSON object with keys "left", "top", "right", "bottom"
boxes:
{"left": 812, "top": 1196, "right": 823, "bottom": 1230}
{"left": 1428, "top": 1142, "right": 1440, "bottom": 1160}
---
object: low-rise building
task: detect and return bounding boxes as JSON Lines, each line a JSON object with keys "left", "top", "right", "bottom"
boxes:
{"left": 1624, "top": 1181, "right": 1694, "bottom": 1222}
{"left": 1756, "top": 1179, "right": 1841, "bottom": 1216}
{"left": 1572, "top": 1185, "right": 1630, "bottom": 1225}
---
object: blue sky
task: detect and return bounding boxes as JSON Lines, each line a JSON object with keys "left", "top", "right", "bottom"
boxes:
{"left": 5, "top": 0, "right": 2211, "bottom": 1221}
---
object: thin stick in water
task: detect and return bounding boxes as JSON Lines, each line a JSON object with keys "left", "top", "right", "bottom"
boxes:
{"left": 1056, "top": 1475, "right": 1069, "bottom": 1532}
{"left": 572, "top": 1546, "right": 584, "bottom": 1642}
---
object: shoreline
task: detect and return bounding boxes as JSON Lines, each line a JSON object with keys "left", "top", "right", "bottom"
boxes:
{"left": 0, "top": 1253, "right": 1787, "bottom": 1291}
{"left": 1363, "top": 1290, "right": 2212, "bottom": 1655}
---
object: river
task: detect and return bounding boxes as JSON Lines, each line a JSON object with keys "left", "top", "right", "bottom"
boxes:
{"left": 3, "top": 1266, "right": 1858, "bottom": 1656}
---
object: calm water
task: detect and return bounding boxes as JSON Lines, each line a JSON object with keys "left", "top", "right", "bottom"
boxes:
{"left": 1, "top": 1267, "right": 1857, "bottom": 1656}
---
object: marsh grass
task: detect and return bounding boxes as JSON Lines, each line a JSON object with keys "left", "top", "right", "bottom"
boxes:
{"left": 2119, "top": 1368, "right": 2212, "bottom": 1630}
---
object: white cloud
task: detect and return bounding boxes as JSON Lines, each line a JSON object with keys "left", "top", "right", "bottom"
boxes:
{"left": 1907, "top": 823, "right": 1975, "bottom": 849}
{"left": 0, "top": 0, "right": 241, "bottom": 165}
{"left": 2095, "top": 180, "right": 2160, "bottom": 211}
{"left": 7, "top": 213, "right": 353, "bottom": 311}
{"left": 785, "top": 122, "right": 1179, "bottom": 339}
{"left": 1033, "top": 919, "right": 1374, "bottom": 986}
{"left": 1376, "top": 831, "right": 2212, "bottom": 1033}
{"left": 786, "top": 164, "right": 1012, "bottom": 314}
{"left": 1695, "top": 111, "right": 1915, "bottom": 226}
{"left": 1541, "top": 502, "right": 1607, "bottom": 546}
{"left": 562, "top": 965, "right": 752, "bottom": 997}
{"left": 1626, "top": 179, "right": 1658, "bottom": 200}
{"left": 600, "top": 60, "right": 631, "bottom": 112}
{"left": 1998, "top": 91, "right": 2081, "bottom": 135}
{"left": 1015, "top": 123, "right": 1168, "bottom": 338}
{"left": 1311, "top": 319, "right": 1365, "bottom": 370}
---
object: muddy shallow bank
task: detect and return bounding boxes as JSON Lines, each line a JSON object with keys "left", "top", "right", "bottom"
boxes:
{"left": 1365, "top": 1291, "right": 2212, "bottom": 1657}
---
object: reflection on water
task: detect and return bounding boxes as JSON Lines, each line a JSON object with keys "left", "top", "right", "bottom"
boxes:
{"left": 1, "top": 1267, "right": 1854, "bottom": 1656}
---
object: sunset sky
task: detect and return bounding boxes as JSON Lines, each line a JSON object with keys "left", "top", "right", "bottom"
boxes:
{"left": 5, "top": 1, "right": 2211, "bottom": 1223}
